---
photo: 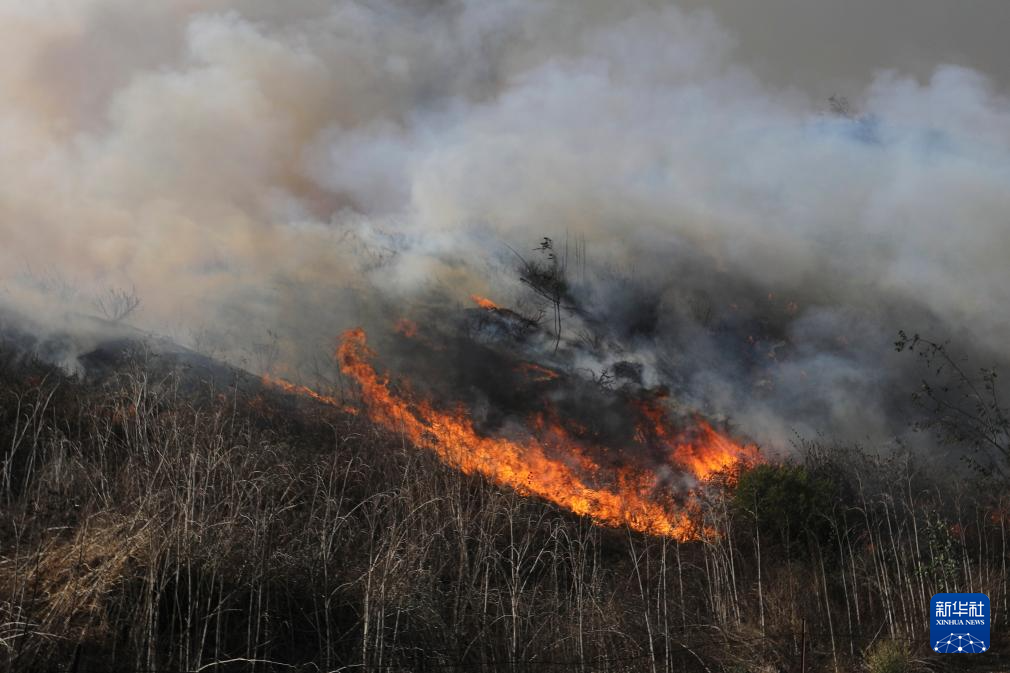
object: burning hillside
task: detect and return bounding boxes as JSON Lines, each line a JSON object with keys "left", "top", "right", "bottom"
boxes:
{"left": 338, "top": 327, "right": 757, "bottom": 538}
{"left": 268, "top": 312, "right": 759, "bottom": 540}
{"left": 5, "top": 0, "right": 1010, "bottom": 670}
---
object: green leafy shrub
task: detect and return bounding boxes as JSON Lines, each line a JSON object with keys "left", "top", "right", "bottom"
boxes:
{"left": 732, "top": 462, "right": 841, "bottom": 557}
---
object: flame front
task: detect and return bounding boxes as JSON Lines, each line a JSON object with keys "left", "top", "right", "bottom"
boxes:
{"left": 635, "top": 399, "right": 749, "bottom": 482}
{"left": 337, "top": 328, "right": 758, "bottom": 540}
{"left": 262, "top": 374, "right": 357, "bottom": 414}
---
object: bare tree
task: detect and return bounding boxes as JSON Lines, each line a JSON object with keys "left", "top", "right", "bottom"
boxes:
{"left": 511, "top": 237, "right": 569, "bottom": 353}
{"left": 93, "top": 286, "right": 142, "bottom": 322}
{"left": 896, "top": 330, "right": 1009, "bottom": 475}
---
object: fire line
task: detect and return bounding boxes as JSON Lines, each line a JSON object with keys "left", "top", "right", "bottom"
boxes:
{"left": 335, "top": 327, "right": 759, "bottom": 540}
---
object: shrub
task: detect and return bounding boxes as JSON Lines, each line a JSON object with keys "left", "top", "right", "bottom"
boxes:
{"left": 864, "top": 640, "right": 910, "bottom": 673}
{"left": 732, "top": 462, "right": 840, "bottom": 557}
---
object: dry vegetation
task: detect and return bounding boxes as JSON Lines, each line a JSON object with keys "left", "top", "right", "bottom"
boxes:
{"left": 0, "top": 343, "right": 1007, "bottom": 672}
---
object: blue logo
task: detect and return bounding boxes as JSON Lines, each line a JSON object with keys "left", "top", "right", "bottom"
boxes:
{"left": 931, "top": 593, "right": 989, "bottom": 653}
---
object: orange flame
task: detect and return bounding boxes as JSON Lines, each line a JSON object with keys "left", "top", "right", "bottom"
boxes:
{"left": 672, "top": 421, "right": 754, "bottom": 482}
{"left": 262, "top": 374, "right": 358, "bottom": 415}
{"left": 337, "top": 328, "right": 758, "bottom": 539}
{"left": 635, "top": 399, "right": 756, "bottom": 482}
{"left": 470, "top": 294, "right": 500, "bottom": 310}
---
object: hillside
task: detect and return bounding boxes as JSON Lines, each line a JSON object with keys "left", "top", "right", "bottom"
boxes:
{"left": 0, "top": 323, "right": 1006, "bottom": 673}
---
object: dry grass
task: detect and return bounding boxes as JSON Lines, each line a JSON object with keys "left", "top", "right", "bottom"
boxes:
{"left": 0, "top": 348, "right": 1006, "bottom": 672}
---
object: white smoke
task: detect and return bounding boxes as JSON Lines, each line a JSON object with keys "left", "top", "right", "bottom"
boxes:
{"left": 2, "top": 0, "right": 1008, "bottom": 448}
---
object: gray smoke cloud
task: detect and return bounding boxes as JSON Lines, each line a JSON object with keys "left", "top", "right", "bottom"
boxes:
{"left": 677, "top": 0, "right": 1010, "bottom": 99}
{"left": 2, "top": 0, "right": 1008, "bottom": 450}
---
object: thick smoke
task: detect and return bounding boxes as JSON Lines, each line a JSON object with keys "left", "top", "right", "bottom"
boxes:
{"left": 2, "top": 0, "right": 1009, "bottom": 450}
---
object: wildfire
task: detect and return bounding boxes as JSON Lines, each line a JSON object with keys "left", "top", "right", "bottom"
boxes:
{"left": 470, "top": 294, "right": 500, "bottom": 310}
{"left": 262, "top": 374, "right": 358, "bottom": 414}
{"left": 337, "top": 328, "right": 758, "bottom": 540}
{"left": 636, "top": 399, "right": 756, "bottom": 482}
{"left": 672, "top": 421, "right": 755, "bottom": 482}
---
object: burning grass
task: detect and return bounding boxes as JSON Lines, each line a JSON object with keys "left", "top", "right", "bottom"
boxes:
{"left": 262, "top": 373, "right": 358, "bottom": 414}
{"left": 263, "top": 323, "right": 759, "bottom": 540}
{"left": 469, "top": 294, "right": 501, "bottom": 310}
{"left": 0, "top": 338, "right": 1006, "bottom": 672}
{"left": 335, "top": 326, "right": 758, "bottom": 540}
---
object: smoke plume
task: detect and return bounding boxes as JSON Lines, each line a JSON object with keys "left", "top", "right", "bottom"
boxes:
{"left": 3, "top": 0, "right": 1009, "bottom": 451}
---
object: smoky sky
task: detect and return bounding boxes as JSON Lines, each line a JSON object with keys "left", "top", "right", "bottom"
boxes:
{"left": 678, "top": 0, "right": 1010, "bottom": 99}
{"left": 2, "top": 0, "right": 1009, "bottom": 452}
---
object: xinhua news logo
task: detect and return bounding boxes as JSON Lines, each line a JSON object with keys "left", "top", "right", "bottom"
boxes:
{"left": 931, "top": 593, "right": 990, "bottom": 654}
